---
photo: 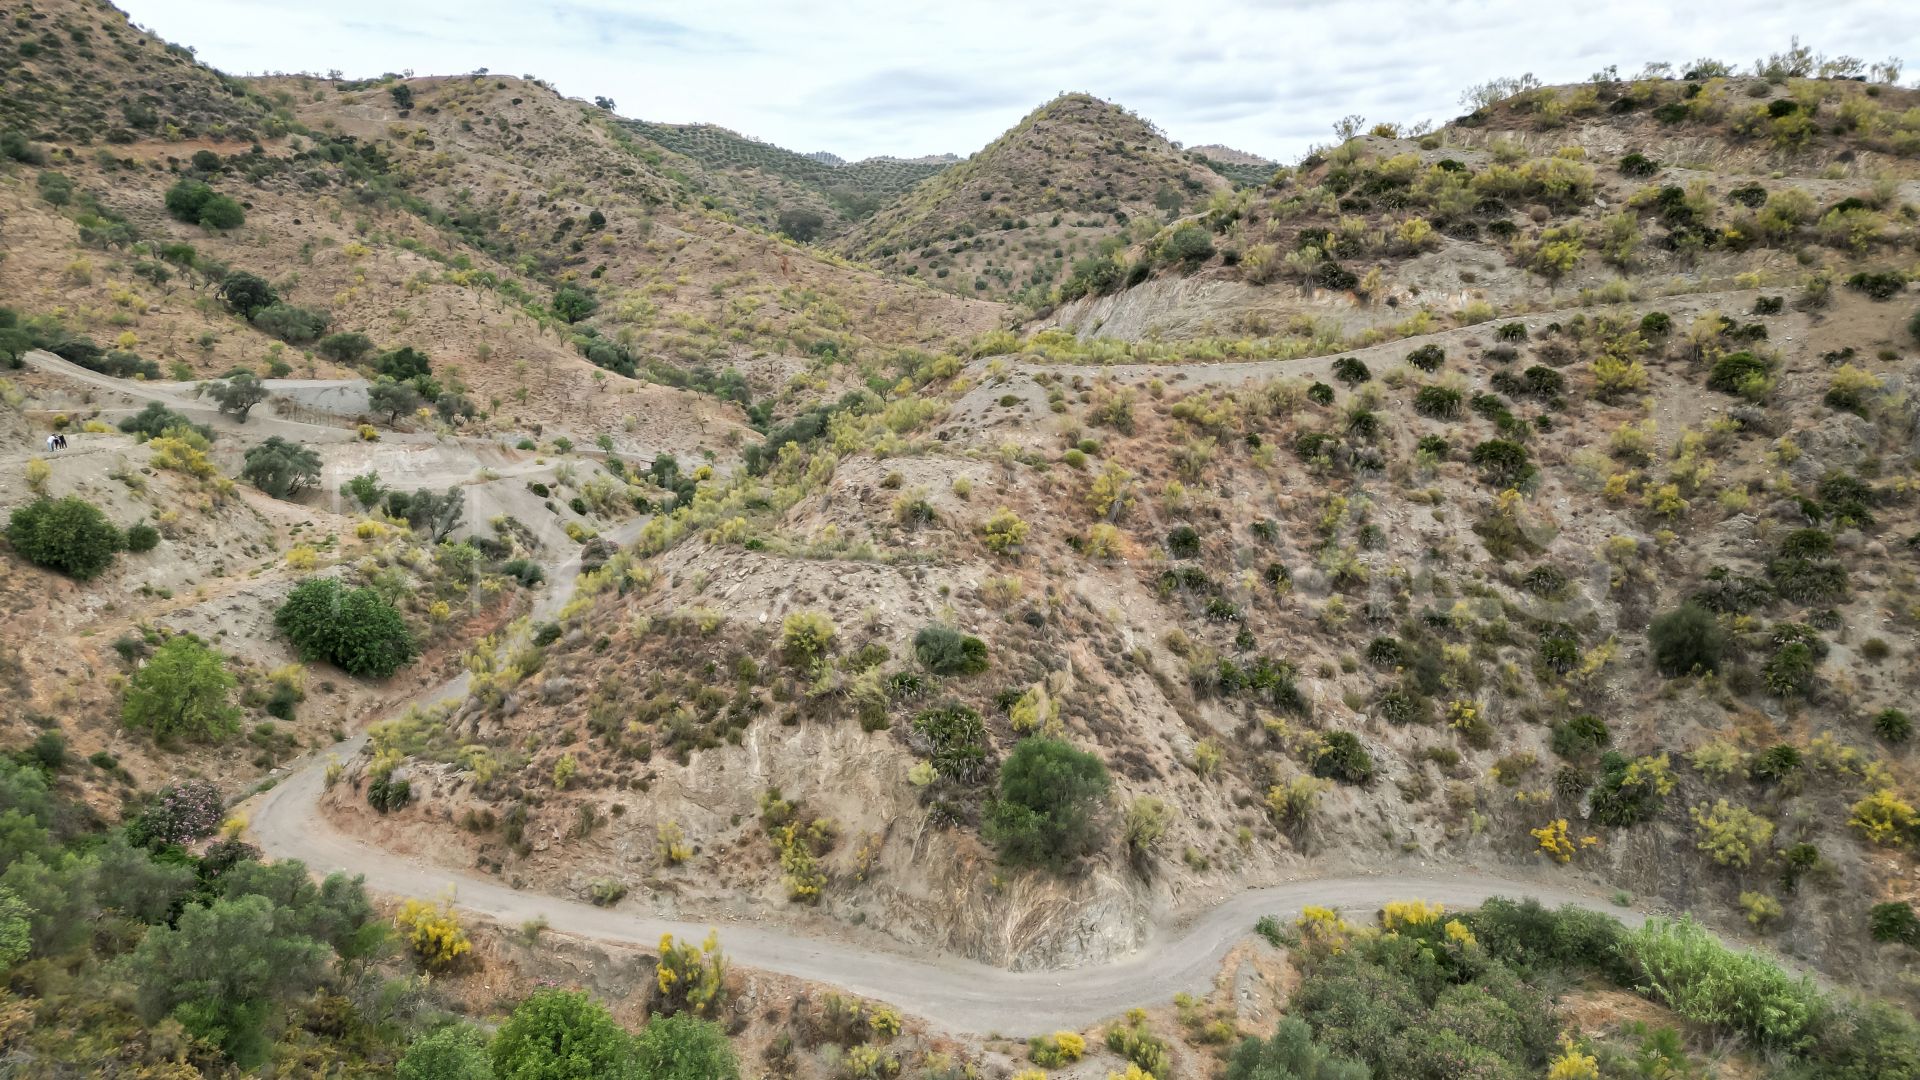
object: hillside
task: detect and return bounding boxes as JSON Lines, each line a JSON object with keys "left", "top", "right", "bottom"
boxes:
{"left": 622, "top": 119, "right": 953, "bottom": 235}
{"left": 3, "top": 8, "right": 1920, "bottom": 1080}
{"left": 839, "top": 93, "right": 1234, "bottom": 303}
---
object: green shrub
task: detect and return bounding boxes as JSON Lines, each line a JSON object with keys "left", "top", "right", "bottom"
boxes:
{"left": 913, "top": 623, "right": 988, "bottom": 676}
{"left": 1873, "top": 708, "right": 1911, "bottom": 743}
{"left": 1705, "top": 351, "right": 1770, "bottom": 394}
{"left": 633, "top": 1013, "right": 739, "bottom": 1080}
{"left": 1626, "top": 917, "right": 1815, "bottom": 1047}
{"left": 1868, "top": 901, "right": 1919, "bottom": 947}
{"left": 1468, "top": 439, "right": 1534, "bottom": 487}
{"left": 275, "top": 577, "right": 417, "bottom": 678}
{"left": 395, "top": 1024, "right": 492, "bottom": 1080}
{"left": 1312, "top": 731, "right": 1375, "bottom": 785}
{"left": 1159, "top": 224, "right": 1215, "bottom": 265}
{"left": 123, "top": 635, "right": 238, "bottom": 742}
{"left": 119, "top": 402, "right": 211, "bottom": 442}
{"left": 316, "top": 331, "right": 374, "bottom": 364}
{"left": 250, "top": 303, "right": 329, "bottom": 344}
{"left": 1550, "top": 714, "right": 1610, "bottom": 759}
{"left": 124, "top": 522, "right": 160, "bottom": 553}
{"left": 1331, "top": 357, "right": 1371, "bottom": 385}
{"left": 241, "top": 437, "right": 322, "bottom": 498}
{"left": 983, "top": 737, "right": 1110, "bottom": 869}
{"left": 492, "top": 989, "right": 631, "bottom": 1080}
{"left": 163, "top": 179, "right": 244, "bottom": 229}
{"left": 1845, "top": 270, "right": 1906, "bottom": 301}
{"left": 6, "top": 496, "right": 122, "bottom": 580}
{"left": 1648, "top": 604, "right": 1723, "bottom": 676}
{"left": 1405, "top": 343, "right": 1445, "bottom": 372}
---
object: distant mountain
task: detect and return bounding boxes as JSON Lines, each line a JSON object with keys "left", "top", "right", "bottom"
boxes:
{"left": 838, "top": 92, "right": 1230, "bottom": 301}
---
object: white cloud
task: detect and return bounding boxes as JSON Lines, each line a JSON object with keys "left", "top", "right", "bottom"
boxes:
{"left": 119, "top": 0, "right": 1914, "bottom": 162}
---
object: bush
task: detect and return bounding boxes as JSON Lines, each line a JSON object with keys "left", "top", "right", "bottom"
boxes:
{"left": 492, "top": 989, "right": 631, "bottom": 1080}
{"left": 241, "top": 437, "right": 322, "bottom": 498}
{"left": 316, "top": 331, "right": 374, "bottom": 364}
{"left": 118, "top": 401, "right": 210, "bottom": 442}
{"left": 1226, "top": 1017, "right": 1369, "bottom": 1080}
{"left": 1868, "top": 901, "right": 1919, "bottom": 947}
{"left": 123, "top": 635, "right": 238, "bottom": 742}
{"left": 1159, "top": 224, "right": 1215, "bottom": 264}
{"left": 1469, "top": 439, "right": 1534, "bottom": 487}
{"left": 123, "top": 522, "right": 159, "bottom": 553}
{"left": 1405, "top": 343, "right": 1445, "bottom": 372}
{"left": 1845, "top": 270, "right": 1906, "bottom": 301}
{"left": 375, "top": 346, "right": 432, "bottom": 382}
{"left": 396, "top": 898, "right": 469, "bottom": 970}
{"left": 1312, "top": 731, "right": 1375, "bottom": 785}
{"left": 984, "top": 737, "right": 1111, "bottom": 869}
{"left": 163, "top": 179, "right": 244, "bottom": 229}
{"left": 128, "top": 779, "right": 225, "bottom": 847}
{"left": 395, "top": 1024, "right": 492, "bottom": 1080}
{"left": 780, "top": 610, "right": 836, "bottom": 669}
{"left": 634, "top": 1013, "right": 740, "bottom": 1080}
{"left": 1872, "top": 708, "right": 1911, "bottom": 743}
{"left": 1626, "top": 917, "right": 1815, "bottom": 1047}
{"left": 275, "top": 577, "right": 417, "bottom": 678}
{"left": 1648, "top": 604, "right": 1723, "bottom": 676}
{"left": 1706, "top": 351, "right": 1770, "bottom": 394}
{"left": 6, "top": 496, "right": 122, "bottom": 580}
{"left": 205, "top": 371, "right": 270, "bottom": 421}
{"left": 250, "top": 302, "right": 328, "bottom": 344}
{"left": 914, "top": 623, "right": 988, "bottom": 675}
{"left": 1550, "top": 714, "right": 1610, "bottom": 759}
{"left": 1331, "top": 357, "right": 1371, "bottom": 385}
{"left": 1412, "top": 385, "right": 1461, "bottom": 418}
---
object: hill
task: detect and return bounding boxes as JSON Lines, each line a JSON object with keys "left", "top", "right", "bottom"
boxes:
{"left": 838, "top": 93, "right": 1233, "bottom": 303}
{"left": 620, "top": 119, "right": 952, "bottom": 234}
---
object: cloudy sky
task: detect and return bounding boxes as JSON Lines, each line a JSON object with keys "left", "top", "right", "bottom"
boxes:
{"left": 118, "top": 1, "right": 1914, "bottom": 163}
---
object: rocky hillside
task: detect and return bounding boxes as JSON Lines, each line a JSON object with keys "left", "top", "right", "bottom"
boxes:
{"left": 839, "top": 93, "right": 1233, "bottom": 303}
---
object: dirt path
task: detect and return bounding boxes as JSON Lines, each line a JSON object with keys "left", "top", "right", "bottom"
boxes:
{"left": 243, "top": 511, "right": 1675, "bottom": 1038}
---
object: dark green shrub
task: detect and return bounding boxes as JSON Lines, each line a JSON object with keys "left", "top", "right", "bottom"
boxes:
{"left": 6, "top": 496, "right": 122, "bottom": 580}
{"left": 125, "top": 523, "right": 160, "bottom": 553}
{"left": 217, "top": 271, "right": 277, "bottom": 317}
{"left": 1706, "top": 351, "right": 1770, "bottom": 394}
{"left": 1750, "top": 744, "right": 1803, "bottom": 782}
{"left": 1869, "top": 901, "right": 1919, "bottom": 946}
{"left": 1619, "top": 151, "right": 1660, "bottom": 177}
{"left": 1469, "top": 439, "right": 1534, "bottom": 487}
{"left": 501, "top": 559, "right": 544, "bottom": 587}
{"left": 1331, "top": 357, "right": 1370, "bottom": 385}
{"left": 1589, "top": 752, "right": 1667, "bottom": 827}
{"left": 1405, "top": 343, "right": 1445, "bottom": 371}
{"left": 1648, "top": 604, "right": 1723, "bottom": 676}
{"left": 983, "top": 737, "right": 1110, "bottom": 869}
{"left": 1165, "top": 525, "right": 1200, "bottom": 557}
{"left": 1312, "top": 731, "right": 1374, "bottom": 784}
{"left": 913, "top": 624, "right": 988, "bottom": 676}
{"left": 1873, "top": 708, "right": 1911, "bottom": 744}
{"left": 1550, "top": 715, "right": 1610, "bottom": 759}
{"left": 275, "top": 577, "right": 416, "bottom": 678}
{"left": 1639, "top": 311, "right": 1672, "bottom": 336}
{"left": 1494, "top": 322, "right": 1528, "bottom": 341}
{"left": 119, "top": 401, "right": 211, "bottom": 442}
{"left": 1159, "top": 224, "right": 1215, "bottom": 264}
{"left": 1306, "top": 382, "right": 1335, "bottom": 406}
{"left": 374, "top": 346, "right": 432, "bottom": 382}
{"left": 316, "top": 331, "right": 374, "bottom": 364}
{"left": 911, "top": 703, "right": 989, "bottom": 782}
{"left": 250, "top": 303, "right": 328, "bottom": 344}
{"left": 164, "top": 179, "right": 245, "bottom": 229}
{"left": 1845, "top": 270, "right": 1906, "bottom": 301}
{"left": 1412, "top": 385, "right": 1461, "bottom": 418}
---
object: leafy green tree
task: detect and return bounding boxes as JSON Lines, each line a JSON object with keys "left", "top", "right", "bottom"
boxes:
{"left": 123, "top": 635, "right": 239, "bottom": 742}
{"left": 0, "top": 886, "right": 31, "bottom": 967}
{"left": 632, "top": 1013, "right": 737, "bottom": 1080}
{"left": 6, "top": 496, "right": 122, "bottom": 580}
{"left": 317, "top": 331, "right": 375, "bottom": 364}
{"left": 492, "top": 988, "right": 633, "bottom": 1080}
{"left": 552, "top": 286, "right": 598, "bottom": 324}
{"left": 776, "top": 208, "right": 823, "bottom": 242}
{"left": 1226, "top": 1017, "right": 1370, "bottom": 1080}
{"left": 983, "top": 737, "right": 1111, "bottom": 869}
{"left": 250, "top": 302, "right": 329, "bottom": 344}
{"left": 164, "top": 179, "right": 246, "bottom": 229}
{"left": 130, "top": 893, "right": 332, "bottom": 1066}
{"left": 376, "top": 345, "right": 433, "bottom": 382}
{"left": 88, "top": 833, "right": 196, "bottom": 922}
{"left": 387, "top": 486, "right": 465, "bottom": 542}
{"left": 217, "top": 270, "right": 278, "bottom": 318}
{"left": 275, "top": 577, "right": 417, "bottom": 678}
{"left": 398, "top": 1024, "right": 495, "bottom": 1080}
{"left": 344, "top": 471, "right": 387, "bottom": 509}
{"left": 118, "top": 401, "right": 211, "bottom": 442}
{"left": 369, "top": 376, "right": 426, "bottom": 423}
{"left": 205, "top": 371, "right": 270, "bottom": 421}
{"left": 219, "top": 859, "right": 382, "bottom": 957}
{"left": 1649, "top": 604, "right": 1724, "bottom": 676}
{"left": 241, "top": 436, "right": 322, "bottom": 498}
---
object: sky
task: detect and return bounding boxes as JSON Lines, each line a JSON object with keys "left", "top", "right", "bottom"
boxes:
{"left": 117, "top": 1, "right": 1916, "bottom": 163}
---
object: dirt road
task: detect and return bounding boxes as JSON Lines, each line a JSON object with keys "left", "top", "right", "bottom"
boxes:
{"left": 245, "top": 510, "right": 1659, "bottom": 1037}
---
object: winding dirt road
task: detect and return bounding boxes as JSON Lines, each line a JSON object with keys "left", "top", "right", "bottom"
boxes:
{"left": 244, "top": 508, "right": 1655, "bottom": 1037}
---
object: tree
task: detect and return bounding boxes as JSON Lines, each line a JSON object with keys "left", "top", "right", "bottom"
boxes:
{"left": 375, "top": 345, "right": 432, "bottom": 382}
{"left": 1227, "top": 1017, "right": 1370, "bottom": 1080}
{"left": 6, "top": 496, "right": 122, "bottom": 580}
{"left": 123, "top": 635, "right": 238, "bottom": 742}
{"left": 130, "top": 894, "right": 331, "bottom": 1066}
{"left": 390, "top": 83, "right": 415, "bottom": 110}
{"left": 633, "top": 1013, "right": 738, "bottom": 1080}
{"left": 983, "top": 737, "right": 1111, "bottom": 869}
{"left": 317, "top": 331, "right": 375, "bottom": 364}
{"left": 204, "top": 371, "right": 270, "bottom": 421}
{"left": 491, "top": 988, "right": 633, "bottom": 1080}
{"left": 241, "top": 437, "right": 322, "bottom": 498}
{"left": 276, "top": 577, "right": 417, "bottom": 678}
{"left": 552, "top": 286, "right": 597, "bottom": 324}
{"left": 1649, "top": 604, "right": 1724, "bottom": 676}
{"left": 777, "top": 208, "right": 823, "bottom": 242}
{"left": 389, "top": 486, "right": 465, "bottom": 542}
{"left": 368, "top": 376, "right": 426, "bottom": 424}
{"left": 0, "top": 886, "right": 30, "bottom": 968}
{"left": 217, "top": 270, "right": 277, "bottom": 318}
{"left": 398, "top": 1024, "right": 494, "bottom": 1080}
{"left": 344, "top": 471, "right": 386, "bottom": 509}
{"left": 119, "top": 401, "right": 211, "bottom": 442}
{"left": 250, "top": 303, "right": 328, "bottom": 344}
{"left": 164, "top": 179, "right": 244, "bottom": 229}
